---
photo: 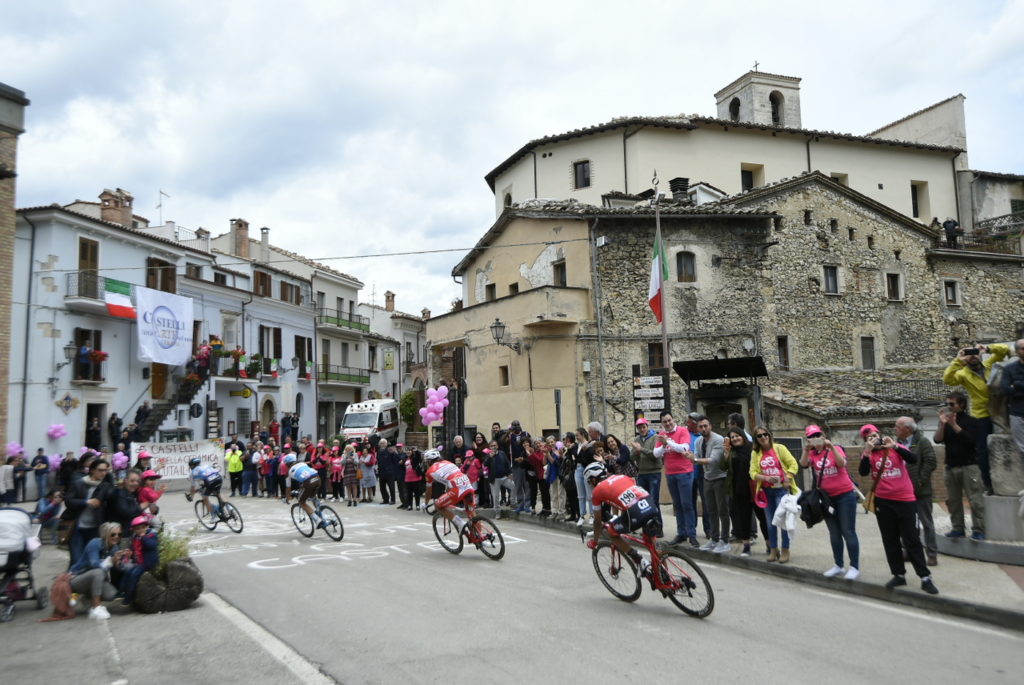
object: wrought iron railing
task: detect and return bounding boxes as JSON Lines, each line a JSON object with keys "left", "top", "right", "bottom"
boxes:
{"left": 66, "top": 271, "right": 103, "bottom": 299}
{"left": 317, "top": 363, "right": 370, "bottom": 384}
{"left": 316, "top": 308, "right": 370, "bottom": 332}
{"left": 933, "top": 232, "right": 1021, "bottom": 255}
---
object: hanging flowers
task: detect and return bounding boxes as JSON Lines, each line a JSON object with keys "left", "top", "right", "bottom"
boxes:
{"left": 47, "top": 424, "right": 68, "bottom": 440}
{"left": 88, "top": 349, "right": 109, "bottom": 364}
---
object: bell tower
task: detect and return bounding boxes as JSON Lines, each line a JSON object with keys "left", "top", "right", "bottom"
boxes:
{"left": 715, "top": 71, "right": 802, "bottom": 128}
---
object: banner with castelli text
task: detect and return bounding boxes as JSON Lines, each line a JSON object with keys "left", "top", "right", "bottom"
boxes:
{"left": 135, "top": 286, "right": 195, "bottom": 365}
{"left": 131, "top": 440, "right": 225, "bottom": 480}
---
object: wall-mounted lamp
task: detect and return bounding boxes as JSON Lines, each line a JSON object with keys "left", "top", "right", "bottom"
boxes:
{"left": 489, "top": 318, "right": 521, "bottom": 354}
{"left": 280, "top": 355, "right": 301, "bottom": 372}
{"left": 56, "top": 341, "right": 78, "bottom": 370}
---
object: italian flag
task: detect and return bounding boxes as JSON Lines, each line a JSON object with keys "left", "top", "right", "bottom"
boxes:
{"left": 104, "top": 278, "right": 136, "bottom": 319}
{"left": 648, "top": 227, "right": 668, "bottom": 322}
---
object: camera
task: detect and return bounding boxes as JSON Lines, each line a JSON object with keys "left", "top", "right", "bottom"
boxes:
{"left": 963, "top": 348, "right": 980, "bottom": 356}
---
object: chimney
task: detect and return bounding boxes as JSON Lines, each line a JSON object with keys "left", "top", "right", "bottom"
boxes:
{"left": 421, "top": 307, "right": 431, "bottom": 320}
{"left": 260, "top": 227, "right": 270, "bottom": 263}
{"left": 99, "top": 188, "right": 134, "bottom": 228}
{"left": 668, "top": 177, "right": 690, "bottom": 202}
{"left": 231, "top": 219, "right": 250, "bottom": 259}
{"left": 385, "top": 291, "right": 395, "bottom": 312}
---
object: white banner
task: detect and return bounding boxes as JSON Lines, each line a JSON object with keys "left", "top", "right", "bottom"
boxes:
{"left": 135, "top": 286, "right": 194, "bottom": 365}
{"left": 132, "top": 440, "right": 225, "bottom": 480}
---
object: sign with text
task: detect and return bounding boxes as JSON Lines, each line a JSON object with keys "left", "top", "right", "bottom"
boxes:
{"left": 632, "top": 366, "right": 671, "bottom": 424}
{"left": 135, "top": 286, "right": 195, "bottom": 365}
{"left": 132, "top": 439, "right": 225, "bottom": 480}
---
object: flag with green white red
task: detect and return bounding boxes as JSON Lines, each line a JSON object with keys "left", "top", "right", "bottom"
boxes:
{"left": 648, "top": 227, "right": 668, "bottom": 323}
{"left": 104, "top": 278, "right": 136, "bottom": 319}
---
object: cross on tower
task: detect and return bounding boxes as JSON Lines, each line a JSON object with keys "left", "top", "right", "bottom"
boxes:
{"left": 753, "top": 60, "right": 760, "bottom": 72}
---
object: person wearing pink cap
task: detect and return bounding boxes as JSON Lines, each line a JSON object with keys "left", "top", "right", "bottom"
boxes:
{"left": 858, "top": 424, "right": 938, "bottom": 594}
{"left": 137, "top": 469, "right": 165, "bottom": 518}
{"left": 800, "top": 424, "right": 860, "bottom": 580}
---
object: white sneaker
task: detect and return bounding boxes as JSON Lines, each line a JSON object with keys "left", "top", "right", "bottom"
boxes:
{"left": 89, "top": 605, "right": 111, "bottom": 620}
{"left": 699, "top": 540, "right": 716, "bottom": 551}
{"left": 823, "top": 565, "right": 844, "bottom": 578}
{"left": 844, "top": 567, "right": 861, "bottom": 581}
{"left": 713, "top": 541, "right": 731, "bottom": 554}
{"left": 576, "top": 517, "right": 586, "bottom": 526}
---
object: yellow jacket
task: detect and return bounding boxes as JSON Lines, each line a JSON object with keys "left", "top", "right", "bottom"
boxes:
{"left": 750, "top": 442, "right": 800, "bottom": 495}
{"left": 942, "top": 343, "right": 1010, "bottom": 419}
{"left": 225, "top": 449, "right": 244, "bottom": 473}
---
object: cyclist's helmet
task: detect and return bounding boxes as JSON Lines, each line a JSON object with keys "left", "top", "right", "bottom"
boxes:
{"left": 188, "top": 457, "right": 201, "bottom": 469}
{"left": 583, "top": 461, "right": 608, "bottom": 483}
{"left": 423, "top": 449, "right": 442, "bottom": 463}
{"left": 283, "top": 454, "right": 296, "bottom": 465}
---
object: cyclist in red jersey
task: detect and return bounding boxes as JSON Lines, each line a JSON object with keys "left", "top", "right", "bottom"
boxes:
{"left": 582, "top": 462, "right": 663, "bottom": 575}
{"left": 423, "top": 450, "right": 475, "bottom": 534}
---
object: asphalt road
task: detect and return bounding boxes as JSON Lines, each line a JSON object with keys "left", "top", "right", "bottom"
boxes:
{"left": 168, "top": 495, "right": 1023, "bottom": 684}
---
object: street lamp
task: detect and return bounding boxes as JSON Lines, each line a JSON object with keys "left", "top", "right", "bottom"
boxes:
{"left": 489, "top": 318, "right": 521, "bottom": 354}
{"left": 56, "top": 341, "right": 78, "bottom": 370}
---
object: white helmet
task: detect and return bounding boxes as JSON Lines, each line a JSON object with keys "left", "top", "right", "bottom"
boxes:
{"left": 423, "top": 449, "right": 442, "bottom": 463}
{"left": 583, "top": 462, "right": 607, "bottom": 482}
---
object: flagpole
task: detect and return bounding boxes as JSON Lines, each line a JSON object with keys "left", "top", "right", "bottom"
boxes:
{"left": 653, "top": 173, "right": 669, "bottom": 368}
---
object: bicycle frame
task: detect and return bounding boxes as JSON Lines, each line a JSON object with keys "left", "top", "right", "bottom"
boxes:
{"left": 596, "top": 529, "right": 689, "bottom": 594}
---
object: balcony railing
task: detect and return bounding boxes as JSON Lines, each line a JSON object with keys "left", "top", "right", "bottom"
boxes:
{"left": 317, "top": 363, "right": 370, "bottom": 384}
{"left": 933, "top": 232, "right": 1022, "bottom": 255}
{"left": 316, "top": 308, "right": 370, "bottom": 332}
{"left": 66, "top": 271, "right": 103, "bottom": 299}
{"left": 73, "top": 360, "right": 104, "bottom": 382}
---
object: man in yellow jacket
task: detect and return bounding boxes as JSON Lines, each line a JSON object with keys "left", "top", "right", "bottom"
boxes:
{"left": 224, "top": 446, "right": 245, "bottom": 497}
{"left": 943, "top": 343, "right": 1010, "bottom": 493}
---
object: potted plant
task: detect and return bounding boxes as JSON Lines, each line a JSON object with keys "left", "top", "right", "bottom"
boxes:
{"left": 133, "top": 526, "right": 203, "bottom": 613}
{"left": 88, "top": 349, "right": 109, "bottom": 364}
{"left": 245, "top": 354, "right": 263, "bottom": 379}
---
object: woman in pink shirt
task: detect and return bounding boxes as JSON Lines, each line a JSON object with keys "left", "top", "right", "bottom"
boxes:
{"left": 857, "top": 424, "right": 938, "bottom": 595}
{"left": 799, "top": 424, "right": 859, "bottom": 580}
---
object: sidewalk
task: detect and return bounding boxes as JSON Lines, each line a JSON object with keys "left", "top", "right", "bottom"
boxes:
{"left": 512, "top": 501, "right": 1024, "bottom": 631}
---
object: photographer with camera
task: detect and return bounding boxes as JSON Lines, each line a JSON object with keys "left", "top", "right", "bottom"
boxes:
{"left": 943, "top": 343, "right": 1010, "bottom": 493}
{"left": 933, "top": 391, "right": 985, "bottom": 541}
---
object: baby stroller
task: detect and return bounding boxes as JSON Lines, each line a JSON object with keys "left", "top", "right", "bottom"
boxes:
{"left": 0, "top": 508, "right": 47, "bottom": 622}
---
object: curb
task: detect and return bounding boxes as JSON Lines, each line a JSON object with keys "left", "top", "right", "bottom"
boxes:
{"left": 504, "top": 511, "right": 1024, "bottom": 633}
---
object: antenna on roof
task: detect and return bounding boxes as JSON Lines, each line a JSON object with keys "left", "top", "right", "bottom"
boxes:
{"left": 156, "top": 189, "right": 170, "bottom": 225}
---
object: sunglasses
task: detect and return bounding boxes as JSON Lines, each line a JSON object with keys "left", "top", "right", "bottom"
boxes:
{"left": 756, "top": 433, "right": 771, "bottom": 438}
{"left": 110, "top": 533, "right": 121, "bottom": 538}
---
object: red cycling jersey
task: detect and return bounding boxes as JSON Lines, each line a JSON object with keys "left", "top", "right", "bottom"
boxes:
{"left": 426, "top": 461, "right": 474, "bottom": 508}
{"left": 591, "top": 475, "right": 650, "bottom": 511}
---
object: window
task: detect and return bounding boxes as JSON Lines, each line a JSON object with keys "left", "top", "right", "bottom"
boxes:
{"left": 804, "top": 210, "right": 813, "bottom": 225}
{"left": 777, "top": 336, "right": 790, "bottom": 371}
{"left": 213, "top": 272, "right": 227, "bottom": 285}
{"left": 146, "top": 257, "right": 176, "bottom": 293}
{"left": 573, "top": 161, "right": 591, "bottom": 189}
{"left": 647, "top": 342, "right": 665, "bottom": 369}
{"left": 1011, "top": 199, "right": 1024, "bottom": 214}
{"left": 773, "top": 216, "right": 784, "bottom": 232}
{"left": 368, "top": 344, "right": 377, "bottom": 371}
{"left": 553, "top": 260, "right": 567, "bottom": 287}
{"left": 910, "top": 181, "right": 930, "bottom": 219}
{"left": 185, "top": 263, "right": 202, "bottom": 279}
{"left": 254, "top": 271, "right": 272, "bottom": 297}
{"left": 886, "top": 273, "right": 903, "bottom": 301}
{"left": 316, "top": 291, "right": 325, "bottom": 310}
{"left": 73, "top": 327, "right": 103, "bottom": 381}
{"left": 740, "top": 163, "right": 764, "bottom": 191}
{"left": 769, "top": 91, "right": 784, "bottom": 126}
{"left": 258, "top": 325, "right": 282, "bottom": 366}
{"left": 848, "top": 228, "right": 856, "bottom": 241}
{"left": 829, "top": 219, "right": 838, "bottom": 232}
{"left": 943, "top": 280, "right": 961, "bottom": 306}
{"left": 499, "top": 365, "right": 510, "bottom": 386}
{"left": 729, "top": 97, "right": 740, "bottom": 122}
{"left": 867, "top": 236, "right": 875, "bottom": 250}
{"left": 508, "top": 283, "right": 519, "bottom": 296}
{"left": 294, "top": 335, "right": 313, "bottom": 373}
{"left": 741, "top": 170, "right": 754, "bottom": 192}
{"left": 484, "top": 283, "right": 496, "bottom": 301}
{"left": 341, "top": 342, "right": 349, "bottom": 366}
{"left": 77, "top": 237, "right": 99, "bottom": 298}
{"left": 676, "top": 251, "right": 696, "bottom": 283}
{"left": 860, "top": 336, "right": 876, "bottom": 370}
{"left": 321, "top": 339, "right": 330, "bottom": 367}
{"left": 823, "top": 266, "right": 840, "bottom": 294}
{"left": 830, "top": 173, "right": 849, "bottom": 186}
{"left": 280, "top": 281, "right": 301, "bottom": 305}
{"left": 504, "top": 193, "right": 513, "bottom": 208}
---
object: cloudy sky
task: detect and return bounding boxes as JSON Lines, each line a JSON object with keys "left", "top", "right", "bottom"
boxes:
{"left": 3, "top": 0, "right": 1022, "bottom": 315}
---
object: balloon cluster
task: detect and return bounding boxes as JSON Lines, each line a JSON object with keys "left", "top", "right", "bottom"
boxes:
{"left": 48, "top": 454, "right": 63, "bottom": 471}
{"left": 47, "top": 424, "right": 68, "bottom": 440}
{"left": 6, "top": 441, "right": 24, "bottom": 457}
{"left": 418, "top": 385, "right": 450, "bottom": 425}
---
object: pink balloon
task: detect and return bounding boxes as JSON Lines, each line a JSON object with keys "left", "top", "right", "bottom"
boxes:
{"left": 418, "top": 407, "right": 428, "bottom": 418}
{"left": 426, "top": 388, "right": 437, "bottom": 399}
{"left": 441, "top": 398, "right": 449, "bottom": 407}
{"left": 424, "top": 413, "right": 437, "bottom": 424}
{"left": 437, "top": 385, "right": 449, "bottom": 398}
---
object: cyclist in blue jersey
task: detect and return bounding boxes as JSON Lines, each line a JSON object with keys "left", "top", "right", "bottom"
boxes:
{"left": 284, "top": 454, "right": 324, "bottom": 527}
{"left": 186, "top": 456, "right": 223, "bottom": 522}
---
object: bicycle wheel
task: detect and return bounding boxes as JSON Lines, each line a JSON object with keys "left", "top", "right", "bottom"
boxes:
{"left": 592, "top": 542, "right": 641, "bottom": 602}
{"left": 195, "top": 500, "right": 217, "bottom": 530}
{"left": 319, "top": 505, "right": 345, "bottom": 541}
{"left": 432, "top": 513, "right": 464, "bottom": 554}
{"left": 291, "top": 504, "right": 314, "bottom": 537}
{"left": 221, "top": 502, "right": 244, "bottom": 534}
{"left": 470, "top": 515, "right": 505, "bottom": 561}
{"left": 658, "top": 551, "right": 714, "bottom": 618}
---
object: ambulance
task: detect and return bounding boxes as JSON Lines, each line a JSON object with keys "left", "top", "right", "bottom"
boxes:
{"left": 341, "top": 399, "right": 400, "bottom": 443}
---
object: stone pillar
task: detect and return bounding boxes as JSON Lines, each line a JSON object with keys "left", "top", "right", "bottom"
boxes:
{"left": 0, "top": 83, "right": 29, "bottom": 454}
{"left": 986, "top": 434, "right": 1024, "bottom": 542}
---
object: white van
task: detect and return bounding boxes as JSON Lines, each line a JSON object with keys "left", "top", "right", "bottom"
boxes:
{"left": 341, "top": 399, "right": 400, "bottom": 443}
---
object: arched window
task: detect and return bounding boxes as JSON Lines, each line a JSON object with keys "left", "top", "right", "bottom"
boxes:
{"left": 677, "top": 251, "right": 696, "bottom": 283}
{"left": 503, "top": 193, "right": 512, "bottom": 208}
{"left": 769, "top": 91, "right": 784, "bottom": 126}
{"left": 729, "top": 97, "right": 740, "bottom": 122}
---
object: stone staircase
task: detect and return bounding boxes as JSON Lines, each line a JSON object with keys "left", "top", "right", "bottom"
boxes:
{"left": 134, "top": 375, "right": 208, "bottom": 442}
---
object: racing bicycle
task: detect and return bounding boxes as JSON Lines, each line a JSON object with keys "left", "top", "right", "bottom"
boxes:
{"left": 289, "top": 490, "right": 345, "bottom": 541}
{"left": 581, "top": 523, "right": 714, "bottom": 617}
{"left": 187, "top": 492, "right": 244, "bottom": 534}
{"left": 425, "top": 502, "right": 505, "bottom": 560}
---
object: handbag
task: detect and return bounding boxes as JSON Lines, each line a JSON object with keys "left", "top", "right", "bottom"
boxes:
{"left": 863, "top": 450, "right": 885, "bottom": 514}
{"left": 797, "top": 453, "right": 833, "bottom": 528}
{"left": 754, "top": 487, "right": 768, "bottom": 509}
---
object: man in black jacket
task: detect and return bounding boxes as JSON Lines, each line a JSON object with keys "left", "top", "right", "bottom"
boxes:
{"left": 933, "top": 391, "right": 985, "bottom": 540}
{"left": 896, "top": 416, "right": 938, "bottom": 565}
{"left": 1003, "top": 339, "right": 1024, "bottom": 457}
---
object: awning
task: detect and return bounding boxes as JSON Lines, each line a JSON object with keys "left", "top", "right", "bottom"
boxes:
{"left": 672, "top": 356, "right": 768, "bottom": 384}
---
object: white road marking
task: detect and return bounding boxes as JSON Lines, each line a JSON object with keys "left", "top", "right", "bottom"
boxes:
{"left": 803, "top": 588, "right": 1024, "bottom": 640}
{"left": 203, "top": 592, "right": 337, "bottom": 683}
{"left": 98, "top": 619, "right": 128, "bottom": 685}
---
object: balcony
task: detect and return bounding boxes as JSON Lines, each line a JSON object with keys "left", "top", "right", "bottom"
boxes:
{"left": 930, "top": 231, "right": 1022, "bottom": 257}
{"left": 65, "top": 271, "right": 111, "bottom": 315}
{"left": 317, "top": 363, "right": 370, "bottom": 385}
{"left": 316, "top": 308, "right": 370, "bottom": 333}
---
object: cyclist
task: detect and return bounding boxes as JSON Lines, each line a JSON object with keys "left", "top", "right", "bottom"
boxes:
{"left": 186, "top": 457, "right": 223, "bottom": 522}
{"left": 284, "top": 454, "right": 324, "bottom": 528}
{"left": 423, "top": 449, "right": 475, "bottom": 535}
{"left": 582, "top": 462, "right": 663, "bottom": 578}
